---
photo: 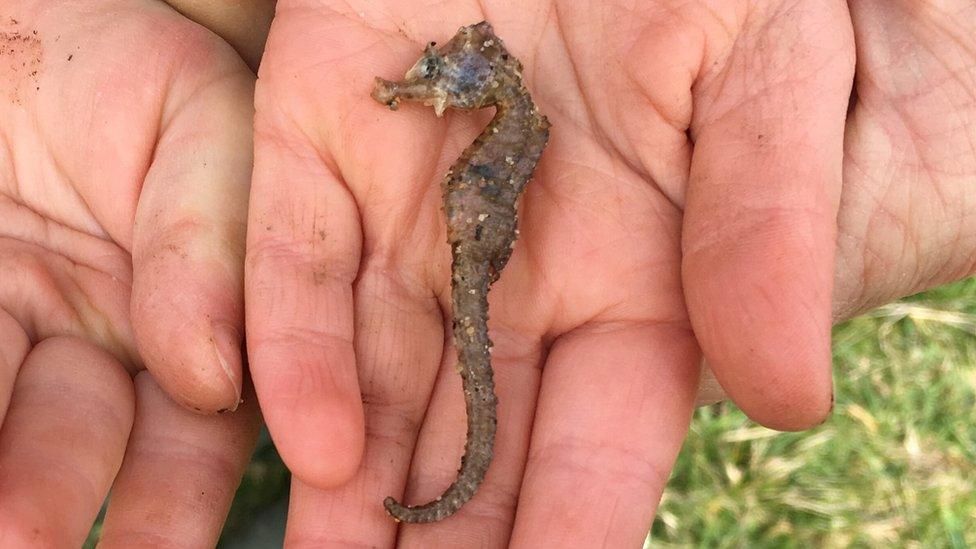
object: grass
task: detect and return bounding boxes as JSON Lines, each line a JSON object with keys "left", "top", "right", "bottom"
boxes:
{"left": 650, "top": 277, "right": 976, "bottom": 547}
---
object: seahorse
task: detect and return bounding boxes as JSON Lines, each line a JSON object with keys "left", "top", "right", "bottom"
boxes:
{"left": 371, "top": 21, "right": 550, "bottom": 523}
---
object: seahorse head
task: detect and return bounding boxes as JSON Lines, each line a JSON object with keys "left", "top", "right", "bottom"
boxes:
{"left": 372, "top": 21, "right": 523, "bottom": 116}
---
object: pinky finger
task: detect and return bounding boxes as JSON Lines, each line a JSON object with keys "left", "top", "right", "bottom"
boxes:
{"left": 98, "top": 372, "right": 260, "bottom": 548}
{"left": 510, "top": 323, "right": 700, "bottom": 547}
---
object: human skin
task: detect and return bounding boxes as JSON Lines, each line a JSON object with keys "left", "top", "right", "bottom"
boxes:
{"left": 0, "top": 1, "right": 976, "bottom": 546}
{"left": 161, "top": 0, "right": 276, "bottom": 72}
{"left": 0, "top": 1, "right": 260, "bottom": 545}
{"left": 246, "top": 0, "right": 975, "bottom": 546}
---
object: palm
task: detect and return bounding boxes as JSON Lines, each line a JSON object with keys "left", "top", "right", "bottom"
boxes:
{"left": 837, "top": 1, "right": 976, "bottom": 317}
{"left": 0, "top": 2, "right": 257, "bottom": 545}
{"left": 248, "top": 0, "right": 974, "bottom": 546}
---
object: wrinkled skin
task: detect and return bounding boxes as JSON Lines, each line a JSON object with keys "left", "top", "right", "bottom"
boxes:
{"left": 0, "top": 1, "right": 260, "bottom": 546}
{"left": 247, "top": 1, "right": 975, "bottom": 546}
{"left": 246, "top": 0, "right": 976, "bottom": 547}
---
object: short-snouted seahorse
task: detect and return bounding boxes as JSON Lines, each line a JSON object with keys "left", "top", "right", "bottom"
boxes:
{"left": 371, "top": 21, "right": 550, "bottom": 523}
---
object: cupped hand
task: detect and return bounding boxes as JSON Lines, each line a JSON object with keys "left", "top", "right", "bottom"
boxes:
{"left": 0, "top": 1, "right": 259, "bottom": 545}
{"left": 246, "top": 0, "right": 974, "bottom": 546}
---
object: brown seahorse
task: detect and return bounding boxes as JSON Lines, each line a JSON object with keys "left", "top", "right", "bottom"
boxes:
{"left": 371, "top": 21, "right": 550, "bottom": 523}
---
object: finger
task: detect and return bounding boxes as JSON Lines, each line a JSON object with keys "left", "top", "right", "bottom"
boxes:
{"left": 245, "top": 103, "right": 366, "bottom": 487}
{"left": 0, "top": 308, "right": 29, "bottom": 423}
{"left": 160, "top": 0, "right": 276, "bottom": 71}
{"left": 510, "top": 323, "right": 699, "bottom": 547}
{"left": 396, "top": 326, "right": 544, "bottom": 546}
{"left": 0, "top": 336, "right": 134, "bottom": 547}
{"left": 130, "top": 29, "right": 255, "bottom": 413}
{"left": 681, "top": 4, "right": 854, "bottom": 429}
{"left": 282, "top": 266, "right": 444, "bottom": 545}
{"left": 98, "top": 372, "right": 260, "bottom": 548}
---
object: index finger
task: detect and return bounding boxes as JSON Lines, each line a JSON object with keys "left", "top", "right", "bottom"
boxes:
{"left": 245, "top": 91, "right": 366, "bottom": 488}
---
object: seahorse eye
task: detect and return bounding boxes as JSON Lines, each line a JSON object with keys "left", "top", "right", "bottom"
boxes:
{"left": 419, "top": 56, "right": 440, "bottom": 79}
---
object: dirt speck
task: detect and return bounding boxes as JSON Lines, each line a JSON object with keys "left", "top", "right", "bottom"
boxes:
{"left": 0, "top": 23, "right": 44, "bottom": 105}
{"left": 162, "top": 243, "right": 188, "bottom": 260}
{"left": 311, "top": 266, "right": 329, "bottom": 286}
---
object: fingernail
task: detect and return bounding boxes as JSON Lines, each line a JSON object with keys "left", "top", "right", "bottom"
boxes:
{"left": 212, "top": 323, "right": 243, "bottom": 411}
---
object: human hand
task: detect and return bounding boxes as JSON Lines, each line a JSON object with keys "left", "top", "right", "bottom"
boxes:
{"left": 695, "top": 0, "right": 976, "bottom": 406}
{"left": 246, "top": 0, "right": 974, "bottom": 546}
{"left": 0, "top": 2, "right": 260, "bottom": 545}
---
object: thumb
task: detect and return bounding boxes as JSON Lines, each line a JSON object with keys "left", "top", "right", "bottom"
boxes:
{"left": 130, "top": 32, "right": 254, "bottom": 413}
{"left": 682, "top": 5, "right": 854, "bottom": 430}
